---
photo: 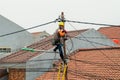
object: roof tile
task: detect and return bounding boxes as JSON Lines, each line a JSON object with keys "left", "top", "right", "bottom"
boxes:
{"left": 0, "top": 29, "right": 87, "bottom": 63}
{"left": 36, "top": 47, "right": 120, "bottom": 80}
{"left": 98, "top": 26, "right": 120, "bottom": 44}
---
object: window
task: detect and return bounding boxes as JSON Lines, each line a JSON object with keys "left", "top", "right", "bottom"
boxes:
{"left": 0, "top": 47, "right": 11, "bottom": 53}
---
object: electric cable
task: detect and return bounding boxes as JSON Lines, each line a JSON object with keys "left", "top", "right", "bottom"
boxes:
{"left": 74, "top": 37, "right": 115, "bottom": 47}
{"left": 52, "top": 51, "right": 57, "bottom": 80}
{"left": 75, "top": 36, "right": 120, "bottom": 67}
{"left": 0, "top": 38, "right": 55, "bottom": 62}
{"left": 67, "top": 21, "right": 117, "bottom": 47}
{"left": 66, "top": 20, "right": 119, "bottom": 26}
{"left": 1, "top": 18, "right": 120, "bottom": 78}
{"left": 67, "top": 22, "right": 85, "bottom": 79}
{"left": 67, "top": 22, "right": 120, "bottom": 72}
{"left": 0, "top": 20, "right": 56, "bottom": 37}
{"left": 70, "top": 58, "right": 120, "bottom": 71}
{"left": 10, "top": 68, "right": 58, "bottom": 72}
{"left": 68, "top": 69, "right": 113, "bottom": 80}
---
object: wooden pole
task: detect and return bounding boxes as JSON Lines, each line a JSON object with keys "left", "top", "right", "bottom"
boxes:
{"left": 61, "top": 12, "right": 67, "bottom": 58}
{"left": 60, "top": 12, "right": 68, "bottom": 80}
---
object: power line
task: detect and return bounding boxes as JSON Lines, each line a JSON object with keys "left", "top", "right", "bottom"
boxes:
{"left": 70, "top": 58, "right": 120, "bottom": 71}
{"left": 67, "top": 21, "right": 120, "bottom": 39}
{"left": 0, "top": 20, "right": 56, "bottom": 37}
{"left": 67, "top": 21, "right": 115, "bottom": 47}
{"left": 68, "top": 69, "right": 112, "bottom": 80}
{"left": 67, "top": 22, "right": 120, "bottom": 71}
{"left": 74, "top": 36, "right": 120, "bottom": 39}
{"left": 66, "top": 20, "right": 119, "bottom": 26}
{"left": 75, "top": 35, "right": 120, "bottom": 68}
{"left": 3, "top": 35, "right": 116, "bottom": 64}
{"left": 74, "top": 37, "right": 114, "bottom": 47}
{"left": 1, "top": 18, "right": 119, "bottom": 74}
{"left": 10, "top": 68, "right": 57, "bottom": 72}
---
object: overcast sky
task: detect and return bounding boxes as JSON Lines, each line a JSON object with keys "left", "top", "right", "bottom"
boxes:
{"left": 0, "top": 0, "right": 120, "bottom": 34}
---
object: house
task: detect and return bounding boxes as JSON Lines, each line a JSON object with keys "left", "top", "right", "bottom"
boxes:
{"left": 0, "top": 15, "right": 34, "bottom": 80}
{"left": 0, "top": 29, "right": 117, "bottom": 80}
{"left": 98, "top": 26, "right": 120, "bottom": 45}
{"left": 0, "top": 15, "right": 34, "bottom": 58}
{"left": 36, "top": 47, "right": 120, "bottom": 80}
{"left": 0, "top": 68, "right": 8, "bottom": 80}
{"left": 31, "top": 31, "right": 50, "bottom": 42}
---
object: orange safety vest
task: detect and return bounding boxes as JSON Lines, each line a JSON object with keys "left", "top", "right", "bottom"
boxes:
{"left": 58, "top": 29, "right": 66, "bottom": 37}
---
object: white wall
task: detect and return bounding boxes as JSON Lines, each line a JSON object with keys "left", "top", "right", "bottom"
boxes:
{"left": 0, "top": 15, "right": 34, "bottom": 58}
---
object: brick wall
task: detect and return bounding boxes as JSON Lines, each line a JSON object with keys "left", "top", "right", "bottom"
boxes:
{"left": 8, "top": 68, "right": 25, "bottom": 80}
{"left": 0, "top": 69, "right": 8, "bottom": 78}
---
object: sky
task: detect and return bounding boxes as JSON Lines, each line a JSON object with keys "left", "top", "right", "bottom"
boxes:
{"left": 0, "top": 0, "right": 120, "bottom": 34}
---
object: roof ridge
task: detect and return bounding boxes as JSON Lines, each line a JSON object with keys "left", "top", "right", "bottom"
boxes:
{"left": 77, "top": 46, "right": 120, "bottom": 51}
{"left": 67, "top": 29, "right": 88, "bottom": 32}
{"left": 98, "top": 26, "right": 120, "bottom": 30}
{"left": 0, "top": 28, "right": 93, "bottom": 64}
{"left": 69, "top": 46, "right": 120, "bottom": 56}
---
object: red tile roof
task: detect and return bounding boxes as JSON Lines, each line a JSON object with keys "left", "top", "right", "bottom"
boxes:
{"left": 31, "top": 32, "right": 42, "bottom": 37}
{"left": 98, "top": 26, "right": 120, "bottom": 45}
{"left": 31, "top": 31, "right": 49, "bottom": 37}
{"left": 0, "top": 29, "right": 87, "bottom": 63}
{"left": 36, "top": 47, "right": 120, "bottom": 80}
{"left": 31, "top": 32, "right": 42, "bottom": 35}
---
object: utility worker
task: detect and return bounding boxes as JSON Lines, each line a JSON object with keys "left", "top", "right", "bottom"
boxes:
{"left": 53, "top": 21, "right": 67, "bottom": 64}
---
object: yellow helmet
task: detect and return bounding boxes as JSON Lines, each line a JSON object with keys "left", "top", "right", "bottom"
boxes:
{"left": 59, "top": 22, "right": 64, "bottom": 26}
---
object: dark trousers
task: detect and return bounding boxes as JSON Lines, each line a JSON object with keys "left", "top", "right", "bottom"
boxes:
{"left": 54, "top": 44, "right": 65, "bottom": 62}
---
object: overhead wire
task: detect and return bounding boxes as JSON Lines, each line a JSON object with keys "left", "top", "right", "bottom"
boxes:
{"left": 0, "top": 19, "right": 119, "bottom": 40}
{"left": 0, "top": 20, "right": 56, "bottom": 37}
{"left": 66, "top": 35, "right": 74, "bottom": 54}
{"left": 68, "top": 22, "right": 90, "bottom": 79}
{"left": 5, "top": 21, "right": 118, "bottom": 63}
{"left": 70, "top": 58, "right": 120, "bottom": 71}
{"left": 68, "top": 69, "right": 113, "bottom": 80}
{"left": 0, "top": 19, "right": 60, "bottom": 69}
{"left": 10, "top": 68, "right": 58, "bottom": 72}
{"left": 75, "top": 35, "right": 120, "bottom": 67}
{"left": 66, "top": 20, "right": 119, "bottom": 26}
{"left": 74, "top": 36, "right": 120, "bottom": 39}
{"left": 0, "top": 20, "right": 57, "bottom": 69}
{"left": 5, "top": 26, "right": 119, "bottom": 72}
{"left": 67, "top": 22, "right": 79, "bottom": 79}
{"left": 0, "top": 39, "right": 55, "bottom": 61}
{"left": 67, "top": 21, "right": 120, "bottom": 72}
{"left": 1, "top": 18, "right": 120, "bottom": 79}
{"left": 52, "top": 51, "right": 57, "bottom": 80}
{"left": 27, "top": 19, "right": 120, "bottom": 79}
{"left": 67, "top": 22, "right": 115, "bottom": 47}
{"left": 74, "top": 37, "right": 115, "bottom": 47}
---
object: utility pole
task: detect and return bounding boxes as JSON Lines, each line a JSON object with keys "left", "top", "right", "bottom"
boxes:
{"left": 60, "top": 12, "right": 67, "bottom": 59}
{"left": 60, "top": 12, "right": 68, "bottom": 80}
